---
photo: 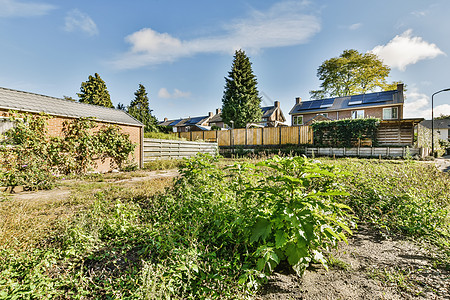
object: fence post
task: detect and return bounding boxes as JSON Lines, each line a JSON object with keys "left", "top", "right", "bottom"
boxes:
{"left": 262, "top": 127, "right": 264, "bottom": 145}
{"left": 279, "top": 126, "right": 282, "bottom": 145}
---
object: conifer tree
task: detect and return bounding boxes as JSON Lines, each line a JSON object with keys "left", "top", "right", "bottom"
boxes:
{"left": 128, "top": 84, "right": 158, "bottom": 132}
{"left": 221, "top": 49, "right": 262, "bottom": 128}
{"left": 78, "top": 73, "right": 113, "bottom": 108}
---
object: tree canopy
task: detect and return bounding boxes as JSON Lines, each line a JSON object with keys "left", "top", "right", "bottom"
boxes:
{"left": 128, "top": 84, "right": 158, "bottom": 132}
{"left": 310, "top": 49, "right": 401, "bottom": 99}
{"left": 77, "top": 73, "right": 113, "bottom": 108}
{"left": 221, "top": 49, "right": 262, "bottom": 128}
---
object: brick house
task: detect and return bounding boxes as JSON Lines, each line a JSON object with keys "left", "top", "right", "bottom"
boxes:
{"left": 289, "top": 84, "right": 404, "bottom": 125}
{"left": 0, "top": 87, "right": 144, "bottom": 171}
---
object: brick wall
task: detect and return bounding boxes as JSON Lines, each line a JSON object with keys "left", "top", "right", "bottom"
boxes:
{"left": 0, "top": 109, "right": 142, "bottom": 172}
{"left": 293, "top": 105, "right": 403, "bottom": 125}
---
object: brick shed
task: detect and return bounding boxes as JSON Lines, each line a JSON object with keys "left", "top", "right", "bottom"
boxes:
{"left": 0, "top": 87, "right": 144, "bottom": 171}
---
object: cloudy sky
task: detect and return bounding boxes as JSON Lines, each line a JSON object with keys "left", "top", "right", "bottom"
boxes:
{"left": 1, "top": 0, "right": 450, "bottom": 122}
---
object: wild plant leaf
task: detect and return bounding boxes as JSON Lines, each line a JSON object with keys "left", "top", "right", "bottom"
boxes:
{"left": 301, "top": 220, "right": 315, "bottom": 243}
{"left": 285, "top": 241, "right": 308, "bottom": 266}
{"left": 250, "top": 218, "right": 272, "bottom": 243}
{"left": 275, "top": 230, "right": 288, "bottom": 248}
{"left": 323, "top": 226, "right": 341, "bottom": 240}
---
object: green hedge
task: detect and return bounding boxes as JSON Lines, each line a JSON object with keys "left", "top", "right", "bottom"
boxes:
{"left": 311, "top": 118, "right": 380, "bottom": 147}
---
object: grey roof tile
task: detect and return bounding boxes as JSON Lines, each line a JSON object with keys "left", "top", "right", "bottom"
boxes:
{"left": 0, "top": 87, "right": 143, "bottom": 127}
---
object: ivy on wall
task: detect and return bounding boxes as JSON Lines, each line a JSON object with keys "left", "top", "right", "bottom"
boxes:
{"left": 311, "top": 118, "right": 380, "bottom": 147}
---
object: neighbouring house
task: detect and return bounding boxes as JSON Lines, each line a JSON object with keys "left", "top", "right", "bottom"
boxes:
{"left": 259, "top": 101, "right": 286, "bottom": 127}
{"left": 419, "top": 119, "right": 450, "bottom": 141}
{"left": 160, "top": 101, "right": 287, "bottom": 132}
{"left": 0, "top": 87, "right": 144, "bottom": 171}
{"left": 159, "top": 112, "right": 215, "bottom": 132}
{"left": 289, "top": 84, "right": 405, "bottom": 125}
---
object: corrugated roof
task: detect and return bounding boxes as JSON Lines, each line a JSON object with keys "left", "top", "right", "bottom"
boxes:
{"left": 0, "top": 87, "right": 143, "bottom": 127}
{"left": 290, "top": 88, "right": 403, "bottom": 115}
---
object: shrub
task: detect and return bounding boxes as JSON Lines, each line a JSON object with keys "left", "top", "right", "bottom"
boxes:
{"left": 0, "top": 112, "right": 136, "bottom": 189}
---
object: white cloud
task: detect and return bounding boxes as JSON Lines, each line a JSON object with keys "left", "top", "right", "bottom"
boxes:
{"left": 0, "top": 0, "right": 56, "bottom": 17}
{"left": 404, "top": 88, "right": 450, "bottom": 119}
{"left": 370, "top": 29, "right": 445, "bottom": 71}
{"left": 113, "top": 1, "right": 321, "bottom": 69}
{"left": 158, "top": 88, "right": 191, "bottom": 99}
{"left": 64, "top": 9, "right": 98, "bottom": 36}
{"left": 404, "top": 89, "right": 429, "bottom": 118}
{"left": 348, "top": 23, "right": 362, "bottom": 30}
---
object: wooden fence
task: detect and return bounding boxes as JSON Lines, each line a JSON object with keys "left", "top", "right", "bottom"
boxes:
{"left": 143, "top": 138, "right": 218, "bottom": 162}
{"left": 176, "top": 126, "right": 313, "bottom": 147}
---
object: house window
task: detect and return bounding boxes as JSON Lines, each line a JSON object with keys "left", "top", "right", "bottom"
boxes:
{"left": 383, "top": 107, "right": 398, "bottom": 120}
{"left": 293, "top": 115, "right": 303, "bottom": 125}
{"left": 352, "top": 110, "right": 364, "bottom": 119}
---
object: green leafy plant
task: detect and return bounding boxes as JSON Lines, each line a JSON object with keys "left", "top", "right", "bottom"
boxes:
{"left": 311, "top": 118, "right": 380, "bottom": 147}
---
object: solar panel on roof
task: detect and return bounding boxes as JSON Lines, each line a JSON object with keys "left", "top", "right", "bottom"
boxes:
{"left": 169, "top": 120, "right": 181, "bottom": 126}
{"left": 309, "top": 100, "right": 322, "bottom": 109}
{"left": 297, "top": 101, "right": 312, "bottom": 111}
{"left": 322, "top": 98, "right": 334, "bottom": 105}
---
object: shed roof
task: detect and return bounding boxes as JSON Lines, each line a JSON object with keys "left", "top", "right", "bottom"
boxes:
{"left": 0, "top": 87, "right": 143, "bottom": 127}
{"left": 290, "top": 88, "right": 403, "bottom": 115}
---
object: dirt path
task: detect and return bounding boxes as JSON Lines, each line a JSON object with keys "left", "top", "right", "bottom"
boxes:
{"left": 8, "top": 169, "right": 179, "bottom": 202}
{"left": 260, "top": 225, "right": 449, "bottom": 299}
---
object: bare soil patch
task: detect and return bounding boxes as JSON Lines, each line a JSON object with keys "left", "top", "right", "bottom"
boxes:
{"left": 259, "top": 225, "right": 449, "bottom": 300}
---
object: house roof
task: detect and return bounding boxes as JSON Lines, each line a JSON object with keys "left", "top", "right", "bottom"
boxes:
{"left": 159, "top": 115, "right": 210, "bottom": 127}
{"left": 289, "top": 88, "right": 404, "bottom": 115}
{"left": 0, "top": 87, "right": 143, "bottom": 127}
{"left": 261, "top": 105, "right": 276, "bottom": 118}
{"left": 420, "top": 119, "right": 450, "bottom": 129}
{"left": 208, "top": 113, "right": 223, "bottom": 123}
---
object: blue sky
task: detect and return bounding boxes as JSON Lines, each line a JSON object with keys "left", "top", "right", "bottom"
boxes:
{"left": 1, "top": 0, "right": 450, "bottom": 123}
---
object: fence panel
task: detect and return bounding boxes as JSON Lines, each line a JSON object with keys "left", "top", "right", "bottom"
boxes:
{"left": 203, "top": 131, "right": 217, "bottom": 142}
{"left": 280, "top": 126, "right": 299, "bottom": 144}
{"left": 143, "top": 138, "right": 218, "bottom": 162}
{"left": 263, "top": 127, "right": 280, "bottom": 145}
{"left": 218, "top": 130, "right": 231, "bottom": 146}
{"left": 246, "top": 127, "right": 262, "bottom": 145}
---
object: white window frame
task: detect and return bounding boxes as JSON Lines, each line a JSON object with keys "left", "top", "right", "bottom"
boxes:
{"left": 293, "top": 115, "right": 303, "bottom": 126}
{"left": 382, "top": 107, "right": 398, "bottom": 120}
{"left": 352, "top": 110, "right": 364, "bottom": 119}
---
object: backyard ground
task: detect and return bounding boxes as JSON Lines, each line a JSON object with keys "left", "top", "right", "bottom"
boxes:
{"left": 1, "top": 158, "right": 449, "bottom": 299}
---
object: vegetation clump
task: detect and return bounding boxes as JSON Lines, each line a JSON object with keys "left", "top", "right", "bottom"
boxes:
{"left": 311, "top": 118, "right": 379, "bottom": 147}
{"left": 0, "top": 112, "right": 135, "bottom": 190}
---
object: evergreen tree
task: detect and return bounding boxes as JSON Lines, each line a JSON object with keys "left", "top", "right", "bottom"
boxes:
{"left": 77, "top": 73, "right": 113, "bottom": 108}
{"left": 221, "top": 49, "right": 262, "bottom": 128}
{"left": 116, "top": 103, "right": 126, "bottom": 111}
{"left": 128, "top": 84, "right": 158, "bottom": 132}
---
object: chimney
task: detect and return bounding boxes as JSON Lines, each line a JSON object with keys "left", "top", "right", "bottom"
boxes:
{"left": 274, "top": 101, "right": 280, "bottom": 108}
{"left": 397, "top": 83, "right": 404, "bottom": 92}
{"left": 209, "top": 112, "right": 214, "bottom": 117}
{"left": 164, "top": 117, "right": 168, "bottom": 122}
{"left": 216, "top": 108, "right": 222, "bottom": 114}
{"left": 295, "top": 97, "right": 302, "bottom": 104}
